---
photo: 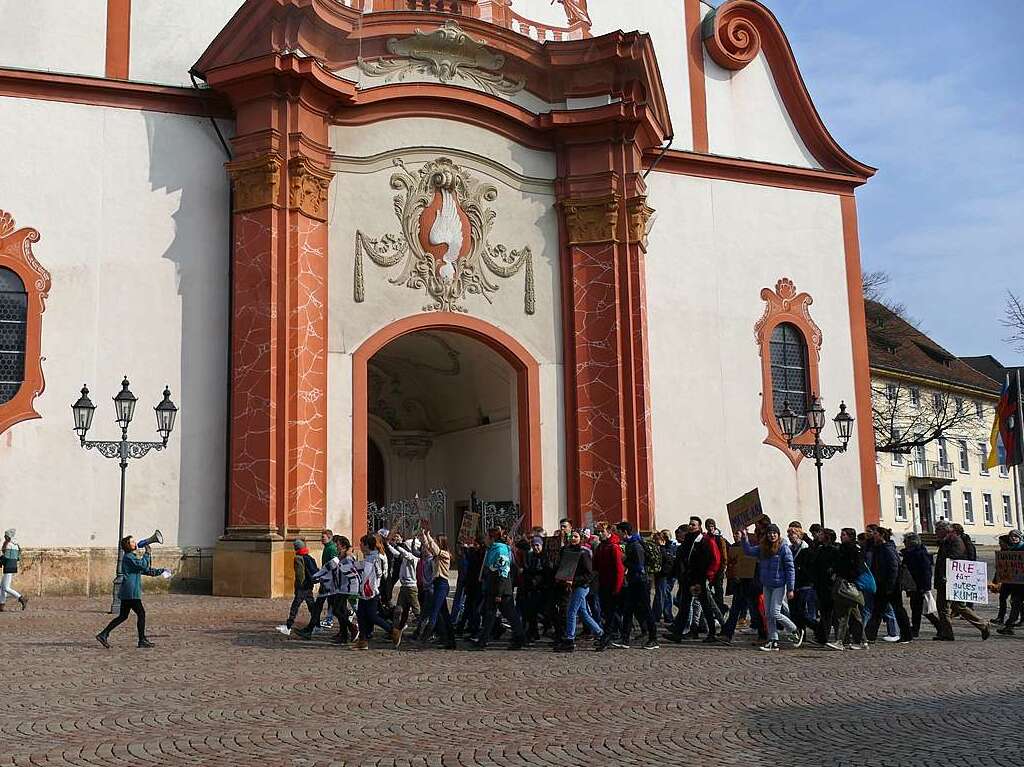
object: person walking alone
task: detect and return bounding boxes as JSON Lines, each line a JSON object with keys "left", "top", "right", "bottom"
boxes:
{"left": 0, "top": 529, "right": 28, "bottom": 611}
{"left": 96, "top": 536, "right": 171, "bottom": 648}
{"left": 740, "top": 523, "right": 798, "bottom": 651}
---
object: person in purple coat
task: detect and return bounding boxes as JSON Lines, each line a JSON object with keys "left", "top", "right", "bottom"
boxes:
{"left": 740, "top": 523, "right": 798, "bottom": 652}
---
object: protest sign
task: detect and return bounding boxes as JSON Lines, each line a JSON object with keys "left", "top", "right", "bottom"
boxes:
{"left": 945, "top": 559, "right": 988, "bottom": 604}
{"left": 457, "top": 511, "right": 479, "bottom": 544}
{"left": 996, "top": 551, "right": 1024, "bottom": 585}
{"left": 554, "top": 547, "right": 581, "bottom": 583}
{"left": 728, "top": 544, "right": 757, "bottom": 580}
{"left": 543, "top": 535, "right": 562, "bottom": 568}
{"left": 727, "top": 488, "right": 766, "bottom": 533}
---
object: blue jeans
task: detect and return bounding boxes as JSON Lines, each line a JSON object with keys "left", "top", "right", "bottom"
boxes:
{"left": 429, "top": 578, "right": 449, "bottom": 626}
{"left": 356, "top": 596, "right": 393, "bottom": 639}
{"left": 862, "top": 592, "right": 898, "bottom": 636}
{"left": 653, "top": 577, "right": 675, "bottom": 621}
{"left": 566, "top": 586, "right": 603, "bottom": 640}
{"left": 764, "top": 585, "right": 797, "bottom": 641}
{"left": 722, "top": 580, "right": 765, "bottom": 639}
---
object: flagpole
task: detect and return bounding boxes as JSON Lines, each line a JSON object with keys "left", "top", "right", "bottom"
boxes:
{"left": 1016, "top": 368, "right": 1024, "bottom": 530}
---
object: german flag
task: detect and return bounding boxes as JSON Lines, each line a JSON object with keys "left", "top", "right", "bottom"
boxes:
{"left": 987, "top": 372, "right": 1023, "bottom": 469}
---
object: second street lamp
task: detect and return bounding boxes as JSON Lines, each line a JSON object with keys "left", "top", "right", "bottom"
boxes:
{"left": 778, "top": 397, "right": 854, "bottom": 529}
{"left": 72, "top": 378, "right": 178, "bottom": 613}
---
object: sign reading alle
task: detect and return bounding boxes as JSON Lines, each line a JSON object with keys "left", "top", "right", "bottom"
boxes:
{"left": 996, "top": 551, "right": 1024, "bottom": 584}
{"left": 727, "top": 488, "right": 767, "bottom": 533}
{"left": 945, "top": 559, "right": 988, "bottom": 604}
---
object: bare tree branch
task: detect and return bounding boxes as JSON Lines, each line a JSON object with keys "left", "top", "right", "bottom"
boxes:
{"left": 862, "top": 270, "right": 912, "bottom": 325}
{"left": 1003, "top": 290, "right": 1024, "bottom": 353}
{"left": 872, "top": 380, "right": 985, "bottom": 454}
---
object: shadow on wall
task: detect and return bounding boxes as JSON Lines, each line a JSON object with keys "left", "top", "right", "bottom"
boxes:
{"left": 143, "top": 111, "right": 232, "bottom": 550}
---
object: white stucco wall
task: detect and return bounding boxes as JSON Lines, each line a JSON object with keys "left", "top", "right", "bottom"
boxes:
{"left": 0, "top": 0, "right": 106, "bottom": 77}
{"left": 326, "top": 118, "right": 566, "bottom": 535}
{"left": 130, "top": 0, "right": 244, "bottom": 85}
{"left": 644, "top": 171, "right": 862, "bottom": 535}
{"left": 704, "top": 49, "right": 820, "bottom": 169}
{"left": 0, "top": 97, "right": 231, "bottom": 550}
{"left": 428, "top": 421, "right": 517, "bottom": 510}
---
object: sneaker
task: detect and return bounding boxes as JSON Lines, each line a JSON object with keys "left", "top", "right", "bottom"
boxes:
{"left": 791, "top": 629, "right": 805, "bottom": 649}
{"left": 981, "top": 626, "right": 991, "bottom": 641}
{"left": 138, "top": 638, "right": 155, "bottom": 648}
{"left": 354, "top": 639, "right": 369, "bottom": 650}
{"left": 996, "top": 626, "right": 1014, "bottom": 636}
{"left": 896, "top": 637, "right": 912, "bottom": 644}
{"left": 849, "top": 642, "right": 868, "bottom": 651}
{"left": 642, "top": 640, "right": 660, "bottom": 650}
{"left": 319, "top": 618, "right": 333, "bottom": 629}
{"left": 610, "top": 640, "right": 630, "bottom": 649}
{"left": 96, "top": 633, "right": 111, "bottom": 649}
{"left": 391, "top": 627, "right": 403, "bottom": 647}
{"left": 18, "top": 596, "right": 28, "bottom": 611}
{"left": 758, "top": 641, "right": 779, "bottom": 652}
{"left": 881, "top": 635, "right": 900, "bottom": 643}
{"left": 275, "top": 625, "right": 292, "bottom": 636}
{"left": 825, "top": 641, "right": 844, "bottom": 651}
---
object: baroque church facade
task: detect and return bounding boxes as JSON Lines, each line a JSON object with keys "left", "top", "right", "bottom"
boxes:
{"left": 0, "top": 1, "right": 880, "bottom": 596}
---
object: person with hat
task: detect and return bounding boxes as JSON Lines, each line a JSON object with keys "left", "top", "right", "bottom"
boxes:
{"left": 0, "top": 529, "right": 27, "bottom": 611}
{"left": 739, "top": 523, "right": 798, "bottom": 651}
{"left": 277, "top": 539, "right": 318, "bottom": 635}
{"left": 96, "top": 535, "right": 171, "bottom": 648}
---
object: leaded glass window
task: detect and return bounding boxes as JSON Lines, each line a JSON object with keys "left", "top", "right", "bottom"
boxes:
{"left": 0, "top": 268, "right": 27, "bottom": 404}
{"left": 769, "top": 323, "right": 809, "bottom": 428}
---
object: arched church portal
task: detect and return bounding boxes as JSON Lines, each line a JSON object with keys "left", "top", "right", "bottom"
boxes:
{"left": 352, "top": 314, "right": 542, "bottom": 542}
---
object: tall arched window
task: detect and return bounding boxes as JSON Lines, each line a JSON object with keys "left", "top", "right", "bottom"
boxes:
{"left": 769, "top": 322, "right": 809, "bottom": 423}
{"left": 0, "top": 267, "right": 27, "bottom": 405}
{"left": 755, "top": 278, "right": 822, "bottom": 467}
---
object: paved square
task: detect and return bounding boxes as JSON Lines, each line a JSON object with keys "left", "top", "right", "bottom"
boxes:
{"left": 1, "top": 596, "right": 1021, "bottom": 767}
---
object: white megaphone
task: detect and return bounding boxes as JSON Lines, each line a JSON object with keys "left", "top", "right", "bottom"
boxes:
{"left": 137, "top": 530, "right": 163, "bottom": 548}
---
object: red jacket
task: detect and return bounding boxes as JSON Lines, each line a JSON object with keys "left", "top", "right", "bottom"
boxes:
{"left": 705, "top": 534, "right": 722, "bottom": 582}
{"left": 593, "top": 533, "right": 625, "bottom": 593}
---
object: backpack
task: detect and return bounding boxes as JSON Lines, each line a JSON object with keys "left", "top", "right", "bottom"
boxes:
{"left": 642, "top": 537, "right": 662, "bottom": 577}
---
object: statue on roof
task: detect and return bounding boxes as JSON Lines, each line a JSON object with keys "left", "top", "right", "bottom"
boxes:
{"left": 554, "top": 0, "right": 592, "bottom": 27}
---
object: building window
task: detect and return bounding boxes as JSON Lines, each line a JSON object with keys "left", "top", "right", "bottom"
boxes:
{"left": 769, "top": 323, "right": 809, "bottom": 422}
{"left": 910, "top": 387, "right": 920, "bottom": 406}
{"left": 975, "top": 401, "right": 984, "bottom": 418}
{"left": 755, "top": 278, "right": 822, "bottom": 466}
{"left": 891, "top": 435, "right": 904, "bottom": 466}
{"left": 958, "top": 440, "right": 970, "bottom": 473}
{"left": 979, "top": 442, "right": 990, "bottom": 475}
{"left": 933, "top": 392, "right": 945, "bottom": 410}
{"left": 983, "top": 493, "right": 994, "bottom": 525}
{"left": 0, "top": 267, "right": 27, "bottom": 404}
{"left": 998, "top": 444, "right": 1009, "bottom": 477}
{"left": 894, "top": 486, "right": 908, "bottom": 522}
{"left": 941, "top": 489, "right": 952, "bottom": 521}
{"left": 884, "top": 383, "right": 897, "bottom": 402}
{"left": 938, "top": 437, "right": 949, "bottom": 467}
{"left": 1003, "top": 495, "right": 1014, "bottom": 527}
{"left": 963, "top": 491, "right": 974, "bottom": 524}
{"left": 954, "top": 397, "right": 964, "bottom": 414}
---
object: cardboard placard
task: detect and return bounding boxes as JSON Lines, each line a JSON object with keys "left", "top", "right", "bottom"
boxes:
{"left": 996, "top": 551, "right": 1024, "bottom": 585}
{"left": 945, "top": 559, "right": 988, "bottom": 604}
{"left": 728, "top": 544, "right": 758, "bottom": 580}
{"left": 543, "top": 535, "right": 563, "bottom": 568}
{"left": 457, "top": 511, "right": 479, "bottom": 544}
{"left": 727, "top": 488, "right": 767, "bottom": 533}
{"left": 555, "top": 547, "right": 581, "bottom": 583}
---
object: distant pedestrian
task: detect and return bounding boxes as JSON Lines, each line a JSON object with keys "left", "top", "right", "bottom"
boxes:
{"left": 278, "top": 539, "right": 317, "bottom": 634}
{"left": 0, "top": 529, "right": 27, "bottom": 611}
{"left": 613, "top": 522, "right": 659, "bottom": 650}
{"left": 96, "top": 536, "right": 171, "bottom": 649}
{"left": 900, "top": 532, "right": 941, "bottom": 638}
{"left": 996, "top": 530, "right": 1024, "bottom": 636}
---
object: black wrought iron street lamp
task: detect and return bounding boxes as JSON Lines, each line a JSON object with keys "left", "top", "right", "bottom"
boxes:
{"left": 778, "top": 397, "right": 854, "bottom": 529}
{"left": 72, "top": 378, "right": 178, "bottom": 613}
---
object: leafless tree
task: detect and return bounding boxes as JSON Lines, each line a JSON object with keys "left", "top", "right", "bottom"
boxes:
{"left": 1003, "top": 290, "right": 1024, "bottom": 354}
{"left": 872, "top": 380, "right": 985, "bottom": 455}
{"left": 863, "top": 269, "right": 911, "bottom": 324}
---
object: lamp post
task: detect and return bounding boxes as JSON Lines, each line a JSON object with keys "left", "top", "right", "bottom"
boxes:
{"left": 72, "top": 378, "right": 178, "bottom": 614}
{"left": 777, "top": 396, "right": 855, "bottom": 529}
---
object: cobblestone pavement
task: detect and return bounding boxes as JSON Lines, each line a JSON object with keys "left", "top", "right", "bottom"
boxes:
{"left": 1, "top": 595, "right": 1021, "bottom": 767}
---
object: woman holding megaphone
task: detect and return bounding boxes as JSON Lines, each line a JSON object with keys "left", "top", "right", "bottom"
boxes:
{"left": 96, "top": 535, "right": 172, "bottom": 649}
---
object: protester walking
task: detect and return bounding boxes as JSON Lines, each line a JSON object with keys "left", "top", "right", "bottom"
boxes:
{"left": 420, "top": 526, "right": 456, "bottom": 649}
{"left": 996, "top": 530, "right": 1024, "bottom": 636}
{"left": 279, "top": 539, "right": 317, "bottom": 634}
{"left": 593, "top": 523, "right": 625, "bottom": 643}
{"left": 96, "top": 536, "right": 171, "bottom": 648}
{"left": 827, "top": 528, "right": 866, "bottom": 651}
{"left": 554, "top": 531, "right": 608, "bottom": 652}
{"left": 864, "top": 527, "right": 913, "bottom": 643}
{"left": 470, "top": 528, "right": 527, "bottom": 650}
{"left": 740, "top": 523, "right": 798, "bottom": 651}
{"left": 900, "top": 532, "right": 941, "bottom": 638}
{"left": 933, "top": 521, "right": 990, "bottom": 642}
{"left": 0, "top": 529, "right": 27, "bottom": 611}
{"left": 613, "top": 522, "right": 659, "bottom": 650}
{"left": 354, "top": 534, "right": 402, "bottom": 650}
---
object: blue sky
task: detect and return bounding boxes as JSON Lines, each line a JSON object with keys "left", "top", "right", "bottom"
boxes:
{"left": 766, "top": 0, "right": 1024, "bottom": 366}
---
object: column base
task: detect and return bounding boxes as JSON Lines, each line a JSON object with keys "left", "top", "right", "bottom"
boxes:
{"left": 213, "top": 533, "right": 291, "bottom": 598}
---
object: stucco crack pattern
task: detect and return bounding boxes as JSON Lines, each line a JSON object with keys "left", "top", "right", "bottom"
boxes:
{"left": 354, "top": 158, "right": 535, "bottom": 314}
{"left": 230, "top": 212, "right": 278, "bottom": 522}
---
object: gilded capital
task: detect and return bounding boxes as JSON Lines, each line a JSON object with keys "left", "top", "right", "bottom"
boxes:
{"left": 226, "top": 154, "right": 282, "bottom": 213}
{"left": 626, "top": 195, "right": 656, "bottom": 249}
{"left": 288, "top": 156, "right": 334, "bottom": 221}
{"left": 559, "top": 194, "right": 620, "bottom": 246}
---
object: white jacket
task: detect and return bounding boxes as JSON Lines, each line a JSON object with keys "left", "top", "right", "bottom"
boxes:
{"left": 356, "top": 551, "right": 385, "bottom": 599}
{"left": 385, "top": 541, "right": 420, "bottom": 587}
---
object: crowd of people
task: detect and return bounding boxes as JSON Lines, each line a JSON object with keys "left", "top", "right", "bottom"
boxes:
{"left": 278, "top": 516, "right": 1023, "bottom": 652}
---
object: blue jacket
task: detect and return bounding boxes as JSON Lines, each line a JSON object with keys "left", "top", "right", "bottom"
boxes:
{"left": 742, "top": 539, "right": 795, "bottom": 592}
{"left": 119, "top": 551, "right": 163, "bottom": 600}
{"left": 901, "top": 544, "right": 933, "bottom": 591}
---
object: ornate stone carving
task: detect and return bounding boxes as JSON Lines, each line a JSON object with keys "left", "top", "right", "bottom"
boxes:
{"left": 288, "top": 156, "right": 333, "bottom": 221}
{"left": 355, "top": 157, "right": 535, "bottom": 315}
{"left": 357, "top": 20, "right": 526, "bottom": 97}
{"left": 560, "top": 194, "right": 619, "bottom": 245}
{"left": 0, "top": 209, "right": 51, "bottom": 437}
{"left": 226, "top": 154, "right": 282, "bottom": 213}
{"left": 625, "top": 196, "right": 656, "bottom": 249}
{"left": 702, "top": 1, "right": 763, "bottom": 71}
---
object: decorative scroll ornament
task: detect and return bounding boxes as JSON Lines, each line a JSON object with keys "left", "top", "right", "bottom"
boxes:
{"left": 354, "top": 157, "right": 536, "bottom": 315}
{"left": 702, "top": 0, "right": 763, "bottom": 71}
{"left": 357, "top": 20, "right": 526, "bottom": 97}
